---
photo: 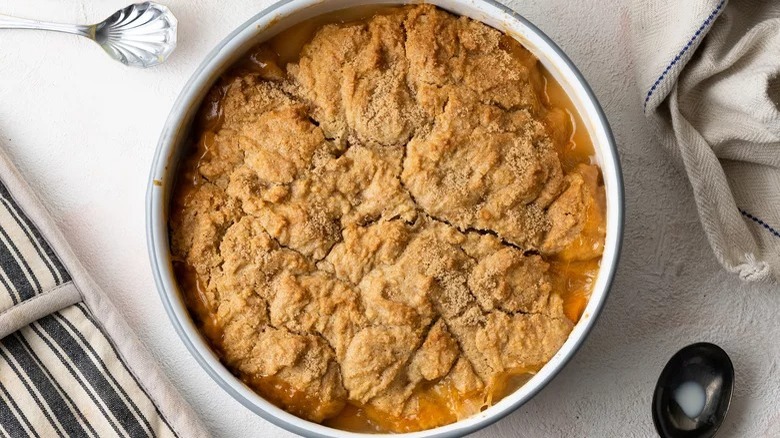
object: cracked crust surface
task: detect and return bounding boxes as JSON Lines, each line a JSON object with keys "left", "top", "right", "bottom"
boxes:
{"left": 169, "top": 4, "right": 605, "bottom": 433}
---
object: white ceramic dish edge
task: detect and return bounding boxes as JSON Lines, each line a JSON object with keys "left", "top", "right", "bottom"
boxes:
{"left": 146, "top": 1, "right": 624, "bottom": 437}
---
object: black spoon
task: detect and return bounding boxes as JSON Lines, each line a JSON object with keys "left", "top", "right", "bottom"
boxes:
{"left": 652, "top": 343, "right": 734, "bottom": 438}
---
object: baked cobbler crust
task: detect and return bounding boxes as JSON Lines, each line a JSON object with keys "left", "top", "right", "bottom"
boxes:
{"left": 170, "top": 4, "right": 605, "bottom": 432}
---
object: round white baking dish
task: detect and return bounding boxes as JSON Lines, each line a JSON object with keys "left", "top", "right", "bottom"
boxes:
{"left": 147, "top": 1, "right": 624, "bottom": 436}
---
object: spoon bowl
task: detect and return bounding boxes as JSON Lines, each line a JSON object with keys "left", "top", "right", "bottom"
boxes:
{"left": 652, "top": 343, "right": 734, "bottom": 438}
{"left": 93, "top": 2, "right": 177, "bottom": 68}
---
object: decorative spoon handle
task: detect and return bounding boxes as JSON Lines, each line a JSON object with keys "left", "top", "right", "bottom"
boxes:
{"left": 0, "top": 14, "right": 91, "bottom": 37}
{"left": 0, "top": 2, "right": 177, "bottom": 68}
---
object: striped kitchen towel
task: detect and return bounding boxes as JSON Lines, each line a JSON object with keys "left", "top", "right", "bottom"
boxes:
{"left": 0, "top": 146, "right": 208, "bottom": 437}
{"left": 629, "top": 0, "right": 780, "bottom": 283}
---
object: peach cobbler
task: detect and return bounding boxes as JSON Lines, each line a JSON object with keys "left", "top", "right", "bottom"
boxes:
{"left": 169, "top": 5, "right": 606, "bottom": 433}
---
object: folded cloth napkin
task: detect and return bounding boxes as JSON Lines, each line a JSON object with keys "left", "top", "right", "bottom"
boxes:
{"left": 0, "top": 147, "right": 208, "bottom": 437}
{"left": 629, "top": 0, "right": 780, "bottom": 283}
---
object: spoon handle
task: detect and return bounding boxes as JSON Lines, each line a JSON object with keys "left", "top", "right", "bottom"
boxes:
{"left": 0, "top": 14, "right": 92, "bottom": 38}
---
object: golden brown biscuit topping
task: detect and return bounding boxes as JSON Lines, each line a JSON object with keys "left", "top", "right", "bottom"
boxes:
{"left": 169, "top": 4, "right": 606, "bottom": 433}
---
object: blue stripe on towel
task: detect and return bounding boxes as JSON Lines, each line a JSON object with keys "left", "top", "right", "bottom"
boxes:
{"left": 643, "top": 0, "right": 726, "bottom": 111}
{"left": 740, "top": 209, "right": 780, "bottom": 239}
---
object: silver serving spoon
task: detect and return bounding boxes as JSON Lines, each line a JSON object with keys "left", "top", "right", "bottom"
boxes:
{"left": 652, "top": 343, "right": 734, "bottom": 438}
{"left": 0, "top": 2, "right": 177, "bottom": 68}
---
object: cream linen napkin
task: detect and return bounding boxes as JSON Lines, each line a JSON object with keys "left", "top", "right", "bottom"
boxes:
{"left": 629, "top": 0, "right": 780, "bottom": 282}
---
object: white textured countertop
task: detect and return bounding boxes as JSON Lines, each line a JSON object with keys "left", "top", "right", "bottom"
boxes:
{"left": 1, "top": 0, "right": 778, "bottom": 436}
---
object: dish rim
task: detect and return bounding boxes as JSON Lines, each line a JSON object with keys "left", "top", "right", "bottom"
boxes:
{"left": 146, "top": 1, "right": 625, "bottom": 436}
